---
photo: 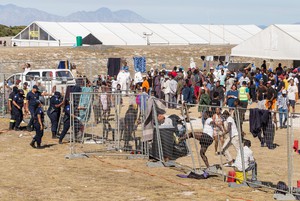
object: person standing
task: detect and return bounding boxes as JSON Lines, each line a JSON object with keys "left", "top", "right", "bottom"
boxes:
{"left": 154, "top": 71, "right": 162, "bottom": 99}
{"left": 265, "top": 81, "right": 276, "bottom": 111}
{"left": 225, "top": 84, "right": 238, "bottom": 108}
{"left": 220, "top": 110, "right": 240, "bottom": 166}
{"left": 8, "top": 86, "right": 18, "bottom": 130}
{"left": 256, "top": 79, "right": 267, "bottom": 109}
{"left": 287, "top": 78, "right": 297, "bottom": 115}
{"left": 47, "top": 91, "right": 64, "bottom": 139}
{"left": 141, "top": 75, "right": 150, "bottom": 93}
{"left": 30, "top": 100, "right": 45, "bottom": 149}
{"left": 214, "top": 81, "right": 225, "bottom": 106}
{"left": 162, "top": 75, "right": 170, "bottom": 107}
{"left": 58, "top": 99, "right": 70, "bottom": 144}
{"left": 238, "top": 81, "right": 250, "bottom": 120}
{"left": 198, "top": 89, "right": 211, "bottom": 126}
{"left": 261, "top": 60, "right": 267, "bottom": 71}
{"left": 25, "top": 85, "right": 41, "bottom": 131}
{"left": 12, "top": 89, "right": 25, "bottom": 131}
{"left": 169, "top": 75, "right": 178, "bottom": 108}
{"left": 277, "top": 90, "right": 288, "bottom": 129}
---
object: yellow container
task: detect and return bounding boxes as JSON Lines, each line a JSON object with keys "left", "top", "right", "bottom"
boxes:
{"left": 235, "top": 171, "right": 248, "bottom": 184}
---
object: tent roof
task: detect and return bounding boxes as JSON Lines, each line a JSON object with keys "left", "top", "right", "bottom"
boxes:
{"left": 12, "top": 21, "right": 262, "bottom": 46}
{"left": 231, "top": 24, "right": 300, "bottom": 60}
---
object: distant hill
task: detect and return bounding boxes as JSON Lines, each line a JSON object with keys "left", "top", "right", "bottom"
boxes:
{"left": 0, "top": 4, "right": 151, "bottom": 26}
{"left": 0, "top": 24, "right": 26, "bottom": 37}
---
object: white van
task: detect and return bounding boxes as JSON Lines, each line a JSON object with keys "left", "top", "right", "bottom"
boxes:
{"left": 2, "top": 69, "right": 76, "bottom": 93}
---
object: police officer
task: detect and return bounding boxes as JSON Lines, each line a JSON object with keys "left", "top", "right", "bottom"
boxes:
{"left": 58, "top": 99, "right": 70, "bottom": 144}
{"left": 30, "top": 100, "right": 44, "bottom": 149}
{"left": 47, "top": 91, "right": 63, "bottom": 139}
{"left": 12, "top": 89, "right": 25, "bottom": 131}
{"left": 8, "top": 86, "right": 18, "bottom": 130}
{"left": 26, "top": 85, "right": 41, "bottom": 131}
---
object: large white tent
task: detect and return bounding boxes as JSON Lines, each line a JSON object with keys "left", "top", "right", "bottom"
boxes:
{"left": 231, "top": 24, "right": 300, "bottom": 60}
{"left": 12, "top": 21, "right": 262, "bottom": 47}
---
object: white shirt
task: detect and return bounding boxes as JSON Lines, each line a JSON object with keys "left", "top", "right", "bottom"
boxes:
{"left": 169, "top": 79, "right": 178, "bottom": 95}
{"left": 233, "top": 146, "right": 254, "bottom": 171}
{"left": 134, "top": 72, "right": 143, "bottom": 85}
{"left": 111, "top": 80, "right": 118, "bottom": 92}
{"left": 294, "top": 77, "right": 299, "bottom": 85}
{"left": 288, "top": 85, "right": 297, "bottom": 100}
{"left": 163, "top": 79, "right": 170, "bottom": 94}
{"left": 226, "top": 116, "right": 239, "bottom": 137}
{"left": 239, "top": 76, "right": 250, "bottom": 85}
{"left": 203, "top": 118, "right": 214, "bottom": 138}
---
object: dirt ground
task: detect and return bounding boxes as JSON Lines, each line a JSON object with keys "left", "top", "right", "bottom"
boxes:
{"left": 1, "top": 102, "right": 300, "bottom": 201}
{"left": 0, "top": 120, "right": 269, "bottom": 201}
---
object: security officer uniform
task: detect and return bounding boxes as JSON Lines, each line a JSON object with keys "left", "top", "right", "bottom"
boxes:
{"left": 26, "top": 85, "right": 41, "bottom": 131}
{"left": 47, "top": 91, "right": 63, "bottom": 139}
{"left": 58, "top": 100, "right": 70, "bottom": 144}
{"left": 30, "top": 100, "right": 44, "bottom": 149}
{"left": 8, "top": 86, "right": 18, "bottom": 130}
{"left": 12, "top": 89, "right": 25, "bottom": 130}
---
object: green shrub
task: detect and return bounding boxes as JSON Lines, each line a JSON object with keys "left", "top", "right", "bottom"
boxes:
{"left": 0, "top": 24, "right": 26, "bottom": 37}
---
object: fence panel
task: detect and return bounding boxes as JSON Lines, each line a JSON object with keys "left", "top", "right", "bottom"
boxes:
{"left": 69, "top": 92, "right": 148, "bottom": 157}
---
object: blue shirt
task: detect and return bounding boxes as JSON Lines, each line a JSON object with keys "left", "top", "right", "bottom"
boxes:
{"left": 63, "top": 104, "right": 70, "bottom": 123}
{"left": 26, "top": 91, "right": 40, "bottom": 107}
{"left": 226, "top": 90, "right": 239, "bottom": 107}
{"left": 34, "top": 107, "right": 44, "bottom": 123}
{"left": 13, "top": 94, "right": 24, "bottom": 108}
{"left": 48, "top": 95, "right": 62, "bottom": 112}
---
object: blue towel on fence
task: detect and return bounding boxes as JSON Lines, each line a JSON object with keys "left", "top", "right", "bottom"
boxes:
{"left": 79, "top": 87, "right": 93, "bottom": 121}
{"left": 133, "top": 57, "right": 146, "bottom": 73}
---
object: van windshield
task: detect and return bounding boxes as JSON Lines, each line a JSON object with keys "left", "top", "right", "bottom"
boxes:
{"left": 56, "top": 71, "right": 73, "bottom": 78}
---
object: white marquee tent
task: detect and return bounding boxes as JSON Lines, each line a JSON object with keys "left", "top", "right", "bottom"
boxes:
{"left": 12, "top": 21, "right": 262, "bottom": 47}
{"left": 231, "top": 24, "right": 300, "bottom": 60}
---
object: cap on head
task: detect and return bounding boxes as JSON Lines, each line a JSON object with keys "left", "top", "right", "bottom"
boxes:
{"left": 33, "top": 85, "right": 38, "bottom": 89}
{"left": 282, "top": 90, "right": 287, "bottom": 94}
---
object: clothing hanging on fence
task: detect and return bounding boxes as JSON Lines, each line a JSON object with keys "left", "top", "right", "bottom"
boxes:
{"left": 200, "top": 56, "right": 206, "bottom": 61}
{"left": 133, "top": 57, "right": 146, "bottom": 73}
{"left": 79, "top": 87, "right": 93, "bottom": 122}
{"left": 213, "top": 56, "right": 219, "bottom": 61}
{"left": 250, "top": 108, "right": 275, "bottom": 148}
{"left": 107, "top": 58, "right": 121, "bottom": 77}
{"left": 57, "top": 60, "right": 70, "bottom": 69}
{"left": 205, "top": 56, "right": 213, "bottom": 61}
{"left": 143, "top": 96, "right": 166, "bottom": 141}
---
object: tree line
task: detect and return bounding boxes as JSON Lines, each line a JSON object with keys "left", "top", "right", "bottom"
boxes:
{"left": 0, "top": 24, "right": 26, "bottom": 37}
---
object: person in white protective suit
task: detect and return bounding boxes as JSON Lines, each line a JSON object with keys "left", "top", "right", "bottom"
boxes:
{"left": 117, "top": 69, "right": 131, "bottom": 94}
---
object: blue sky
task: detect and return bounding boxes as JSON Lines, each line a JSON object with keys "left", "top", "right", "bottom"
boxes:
{"left": 1, "top": 0, "right": 300, "bottom": 25}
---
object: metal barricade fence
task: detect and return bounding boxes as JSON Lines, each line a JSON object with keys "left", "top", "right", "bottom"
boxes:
{"left": 68, "top": 92, "right": 149, "bottom": 157}
{"left": 0, "top": 73, "right": 10, "bottom": 118}
{"left": 151, "top": 99, "right": 297, "bottom": 196}
{"left": 66, "top": 91, "right": 299, "bottom": 197}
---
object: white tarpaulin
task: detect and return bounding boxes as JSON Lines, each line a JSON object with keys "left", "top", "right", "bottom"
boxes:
{"left": 231, "top": 24, "right": 300, "bottom": 60}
